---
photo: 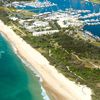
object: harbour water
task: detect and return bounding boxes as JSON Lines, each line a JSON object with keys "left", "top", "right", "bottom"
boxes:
{"left": 0, "top": 34, "right": 45, "bottom": 100}
{"left": 16, "top": 0, "right": 100, "bottom": 37}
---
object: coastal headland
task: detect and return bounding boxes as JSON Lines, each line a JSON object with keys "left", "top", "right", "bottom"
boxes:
{"left": 0, "top": 20, "right": 92, "bottom": 100}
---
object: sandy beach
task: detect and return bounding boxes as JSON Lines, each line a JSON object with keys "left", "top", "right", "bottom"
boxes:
{"left": 0, "top": 20, "right": 92, "bottom": 100}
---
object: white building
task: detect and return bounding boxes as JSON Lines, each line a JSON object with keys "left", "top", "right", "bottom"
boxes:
{"left": 32, "top": 21, "right": 49, "bottom": 28}
{"left": 57, "top": 18, "right": 83, "bottom": 28}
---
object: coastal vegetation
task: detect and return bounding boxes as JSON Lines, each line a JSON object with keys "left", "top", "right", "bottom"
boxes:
{"left": 90, "top": 0, "right": 100, "bottom": 3}
{"left": 22, "top": 32, "right": 100, "bottom": 100}
{"left": 21, "top": 30, "right": 100, "bottom": 100}
{"left": 0, "top": 5, "right": 100, "bottom": 100}
{"left": 9, "top": 16, "right": 99, "bottom": 99}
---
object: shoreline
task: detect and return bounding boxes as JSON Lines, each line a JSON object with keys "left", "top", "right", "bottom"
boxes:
{"left": 0, "top": 31, "right": 55, "bottom": 100}
{"left": 0, "top": 32, "right": 50, "bottom": 100}
{"left": 0, "top": 29, "right": 51, "bottom": 100}
{"left": 0, "top": 31, "right": 51, "bottom": 100}
{"left": 0, "top": 20, "right": 92, "bottom": 100}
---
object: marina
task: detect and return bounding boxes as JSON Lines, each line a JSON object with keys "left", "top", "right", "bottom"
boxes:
{"left": 9, "top": 0, "right": 100, "bottom": 37}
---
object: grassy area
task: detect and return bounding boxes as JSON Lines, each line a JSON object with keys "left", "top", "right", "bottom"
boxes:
{"left": 90, "top": 0, "right": 100, "bottom": 3}
{"left": 0, "top": 7, "right": 10, "bottom": 23}
{"left": 22, "top": 33, "right": 100, "bottom": 100}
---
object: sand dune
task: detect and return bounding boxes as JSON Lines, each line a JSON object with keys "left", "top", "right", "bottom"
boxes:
{"left": 0, "top": 20, "right": 92, "bottom": 100}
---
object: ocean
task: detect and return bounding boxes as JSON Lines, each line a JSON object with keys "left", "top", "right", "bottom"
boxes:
{"left": 16, "top": 0, "right": 100, "bottom": 37}
{"left": 0, "top": 34, "right": 45, "bottom": 100}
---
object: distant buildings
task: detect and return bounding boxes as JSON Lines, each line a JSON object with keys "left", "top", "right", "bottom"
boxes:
{"left": 9, "top": 9, "right": 83, "bottom": 36}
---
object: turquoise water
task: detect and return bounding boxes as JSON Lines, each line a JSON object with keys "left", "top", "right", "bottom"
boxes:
{"left": 0, "top": 34, "right": 44, "bottom": 100}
